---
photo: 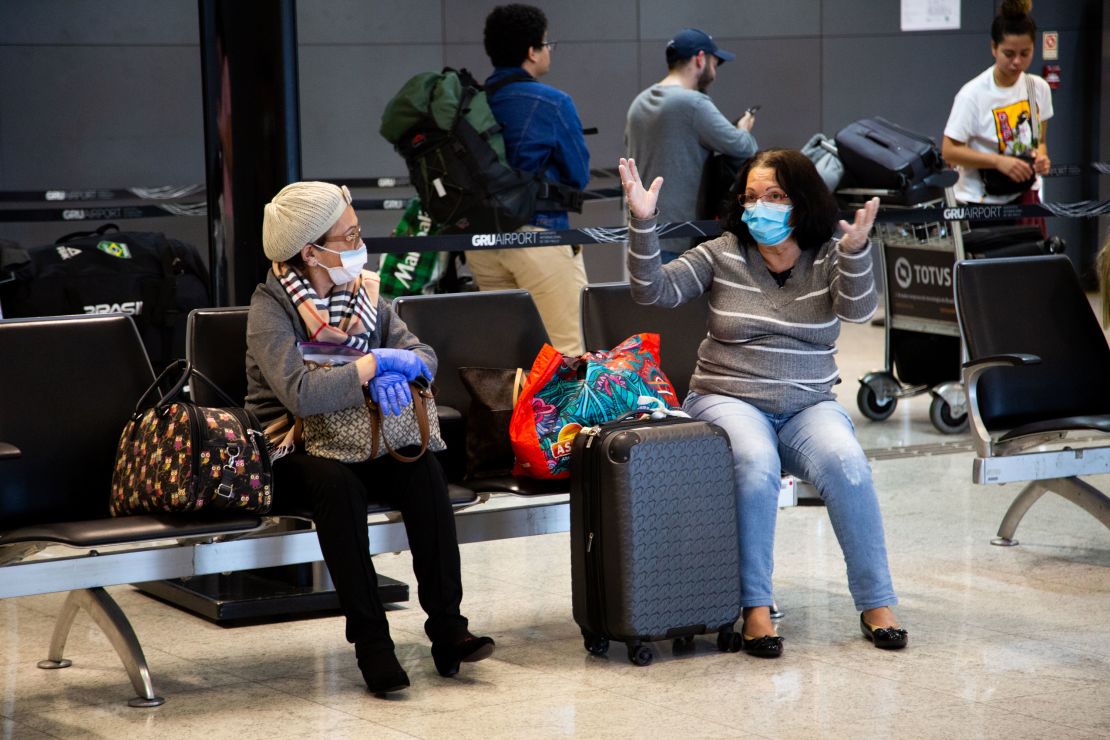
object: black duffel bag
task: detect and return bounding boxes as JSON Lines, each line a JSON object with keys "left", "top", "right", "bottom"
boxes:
{"left": 835, "top": 116, "right": 956, "bottom": 205}
{"left": 0, "top": 224, "right": 210, "bottom": 371}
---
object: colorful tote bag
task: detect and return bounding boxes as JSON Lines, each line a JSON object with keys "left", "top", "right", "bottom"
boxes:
{"left": 509, "top": 333, "right": 678, "bottom": 479}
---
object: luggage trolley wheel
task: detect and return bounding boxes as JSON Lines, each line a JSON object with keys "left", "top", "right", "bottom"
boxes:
{"left": 672, "top": 634, "right": 696, "bottom": 653}
{"left": 716, "top": 625, "right": 742, "bottom": 653}
{"left": 857, "top": 374, "right": 898, "bottom": 421}
{"left": 627, "top": 641, "right": 653, "bottom": 666}
{"left": 582, "top": 630, "right": 610, "bottom": 657}
{"left": 928, "top": 394, "right": 969, "bottom": 434}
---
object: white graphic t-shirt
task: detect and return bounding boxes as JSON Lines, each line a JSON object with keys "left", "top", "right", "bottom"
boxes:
{"left": 944, "top": 66, "right": 1054, "bottom": 204}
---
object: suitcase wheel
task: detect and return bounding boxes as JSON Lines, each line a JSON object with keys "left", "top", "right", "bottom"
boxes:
{"left": 627, "top": 642, "right": 653, "bottom": 667}
{"left": 672, "top": 635, "right": 696, "bottom": 654}
{"left": 716, "top": 627, "right": 742, "bottom": 653}
{"left": 582, "top": 632, "right": 609, "bottom": 657}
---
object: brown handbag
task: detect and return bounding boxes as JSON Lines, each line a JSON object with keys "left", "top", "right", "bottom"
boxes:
{"left": 368, "top": 381, "right": 446, "bottom": 462}
{"left": 302, "top": 377, "right": 446, "bottom": 464}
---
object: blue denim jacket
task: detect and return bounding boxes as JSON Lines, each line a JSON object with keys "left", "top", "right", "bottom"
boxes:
{"left": 485, "top": 67, "right": 591, "bottom": 229}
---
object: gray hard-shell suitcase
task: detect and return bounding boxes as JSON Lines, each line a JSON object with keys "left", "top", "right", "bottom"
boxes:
{"left": 569, "top": 415, "right": 742, "bottom": 666}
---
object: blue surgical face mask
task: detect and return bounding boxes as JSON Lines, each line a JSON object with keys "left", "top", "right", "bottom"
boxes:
{"left": 741, "top": 201, "right": 794, "bottom": 246}
{"left": 316, "top": 243, "right": 366, "bottom": 284}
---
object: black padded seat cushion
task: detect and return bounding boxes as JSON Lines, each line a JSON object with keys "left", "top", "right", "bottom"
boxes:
{"left": 275, "top": 482, "right": 478, "bottom": 520}
{"left": 997, "top": 414, "right": 1110, "bottom": 443}
{"left": 466, "top": 476, "right": 568, "bottom": 496}
{"left": 0, "top": 513, "right": 263, "bottom": 548}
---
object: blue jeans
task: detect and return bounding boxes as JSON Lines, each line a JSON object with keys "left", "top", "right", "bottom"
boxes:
{"left": 684, "top": 393, "right": 898, "bottom": 612}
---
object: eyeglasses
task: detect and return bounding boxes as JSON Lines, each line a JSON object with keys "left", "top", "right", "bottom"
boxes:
{"left": 541, "top": 40, "right": 558, "bottom": 51}
{"left": 739, "top": 190, "right": 791, "bottom": 208}
{"left": 317, "top": 225, "right": 362, "bottom": 249}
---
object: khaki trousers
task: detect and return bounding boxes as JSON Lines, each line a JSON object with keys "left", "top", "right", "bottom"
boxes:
{"left": 465, "top": 235, "right": 587, "bottom": 356}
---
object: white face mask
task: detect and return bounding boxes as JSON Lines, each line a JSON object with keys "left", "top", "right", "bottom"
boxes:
{"left": 315, "top": 244, "right": 366, "bottom": 284}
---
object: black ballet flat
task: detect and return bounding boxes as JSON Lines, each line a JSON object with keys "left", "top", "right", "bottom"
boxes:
{"left": 741, "top": 633, "right": 784, "bottom": 658}
{"left": 859, "top": 614, "right": 908, "bottom": 650}
{"left": 431, "top": 634, "right": 495, "bottom": 677}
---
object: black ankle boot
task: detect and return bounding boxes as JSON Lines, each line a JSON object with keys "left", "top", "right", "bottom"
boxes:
{"left": 355, "top": 642, "right": 410, "bottom": 695}
{"left": 430, "top": 633, "right": 495, "bottom": 677}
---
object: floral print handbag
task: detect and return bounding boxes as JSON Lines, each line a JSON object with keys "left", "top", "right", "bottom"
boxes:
{"left": 110, "top": 360, "right": 273, "bottom": 515}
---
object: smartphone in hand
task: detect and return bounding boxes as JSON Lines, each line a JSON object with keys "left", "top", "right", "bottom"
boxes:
{"left": 746, "top": 105, "right": 762, "bottom": 116}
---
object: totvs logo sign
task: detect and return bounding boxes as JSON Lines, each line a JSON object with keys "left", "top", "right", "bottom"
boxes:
{"left": 893, "top": 257, "right": 951, "bottom": 290}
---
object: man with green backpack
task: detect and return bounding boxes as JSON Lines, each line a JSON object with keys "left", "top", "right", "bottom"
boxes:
{"left": 467, "top": 4, "right": 591, "bottom": 355}
{"left": 380, "top": 4, "right": 589, "bottom": 355}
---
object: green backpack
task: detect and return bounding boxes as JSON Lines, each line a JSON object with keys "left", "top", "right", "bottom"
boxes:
{"left": 380, "top": 68, "right": 580, "bottom": 234}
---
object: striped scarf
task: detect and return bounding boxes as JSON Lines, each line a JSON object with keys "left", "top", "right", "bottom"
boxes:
{"left": 265, "top": 262, "right": 381, "bottom": 459}
{"left": 273, "top": 261, "right": 380, "bottom": 350}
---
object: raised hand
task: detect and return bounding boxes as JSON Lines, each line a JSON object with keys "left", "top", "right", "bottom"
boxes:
{"left": 618, "top": 157, "right": 663, "bottom": 220}
{"left": 837, "top": 196, "right": 879, "bottom": 252}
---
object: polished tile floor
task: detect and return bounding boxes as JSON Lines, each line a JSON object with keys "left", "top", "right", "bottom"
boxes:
{"left": 3, "top": 316, "right": 1110, "bottom": 739}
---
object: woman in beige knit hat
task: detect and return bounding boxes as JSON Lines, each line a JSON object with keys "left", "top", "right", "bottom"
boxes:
{"left": 244, "top": 181, "right": 493, "bottom": 695}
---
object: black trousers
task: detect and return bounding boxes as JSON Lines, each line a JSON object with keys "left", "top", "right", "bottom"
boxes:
{"left": 273, "top": 450, "right": 467, "bottom": 647}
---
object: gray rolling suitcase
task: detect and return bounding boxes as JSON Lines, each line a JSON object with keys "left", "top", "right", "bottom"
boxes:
{"left": 569, "top": 414, "right": 742, "bottom": 666}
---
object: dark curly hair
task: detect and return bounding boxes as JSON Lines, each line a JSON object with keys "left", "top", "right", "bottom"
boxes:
{"left": 722, "top": 149, "right": 839, "bottom": 251}
{"left": 991, "top": 0, "right": 1035, "bottom": 44}
{"left": 484, "top": 4, "right": 547, "bottom": 68}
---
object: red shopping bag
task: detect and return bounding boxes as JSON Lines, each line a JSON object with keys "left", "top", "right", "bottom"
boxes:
{"left": 509, "top": 333, "right": 677, "bottom": 479}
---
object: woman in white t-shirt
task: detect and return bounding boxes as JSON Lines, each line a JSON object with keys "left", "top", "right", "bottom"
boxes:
{"left": 941, "top": 0, "right": 1052, "bottom": 206}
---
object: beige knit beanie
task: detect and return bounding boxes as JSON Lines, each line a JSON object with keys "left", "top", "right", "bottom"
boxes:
{"left": 262, "top": 181, "right": 352, "bottom": 262}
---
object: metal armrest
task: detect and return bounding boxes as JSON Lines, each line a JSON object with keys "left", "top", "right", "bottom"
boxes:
{"left": 962, "top": 353, "right": 1041, "bottom": 457}
{"left": 0, "top": 441, "right": 20, "bottom": 460}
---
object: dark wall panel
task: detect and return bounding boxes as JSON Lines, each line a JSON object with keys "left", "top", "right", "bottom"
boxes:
{"left": 0, "top": 46, "right": 203, "bottom": 188}
{"left": 638, "top": 0, "right": 821, "bottom": 38}
{"left": 821, "top": 35, "right": 986, "bottom": 145}
{"left": 444, "top": 0, "right": 639, "bottom": 43}
{"left": 299, "top": 44, "right": 444, "bottom": 180}
{"left": 821, "top": 0, "right": 995, "bottom": 37}
{"left": 0, "top": 0, "right": 197, "bottom": 44}
{"left": 296, "top": 0, "right": 443, "bottom": 44}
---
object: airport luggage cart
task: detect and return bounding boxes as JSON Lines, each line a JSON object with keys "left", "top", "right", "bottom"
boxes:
{"left": 839, "top": 186, "right": 969, "bottom": 434}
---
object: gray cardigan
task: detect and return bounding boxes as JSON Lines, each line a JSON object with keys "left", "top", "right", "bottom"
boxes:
{"left": 627, "top": 214, "right": 877, "bottom": 415}
{"left": 244, "top": 271, "right": 437, "bottom": 430}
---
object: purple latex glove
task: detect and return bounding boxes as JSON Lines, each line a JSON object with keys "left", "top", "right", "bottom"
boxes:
{"left": 369, "top": 371, "right": 412, "bottom": 416}
{"left": 370, "top": 348, "right": 431, "bottom": 382}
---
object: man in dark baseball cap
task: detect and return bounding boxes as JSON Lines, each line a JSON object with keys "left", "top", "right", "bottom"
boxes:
{"left": 626, "top": 26, "right": 756, "bottom": 259}
{"left": 666, "top": 28, "right": 736, "bottom": 67}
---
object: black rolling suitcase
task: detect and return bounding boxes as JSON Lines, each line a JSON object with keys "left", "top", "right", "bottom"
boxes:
{"left": 835, "top": 117, "right": 952, "bottom": 205}
{"left": 962, "top": 225, "right": 1054, "bottom": 259}
{"left": 570, "top": 414, "right": 742, "bottom": 666}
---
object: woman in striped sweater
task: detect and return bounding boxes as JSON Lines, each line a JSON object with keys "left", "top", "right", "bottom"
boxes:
{"left": 619, "top": 149, "right": 907, "bottom": 657}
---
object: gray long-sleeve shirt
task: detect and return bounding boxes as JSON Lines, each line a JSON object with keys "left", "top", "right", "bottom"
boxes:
{"left": 625, "top": 85, "right": 757, "bottom": 248}
{"left": 244, "top": 271, "right": 437, "bottom": 430}
{"left": 627, "top": 214, "right": 877, "bottom": 415}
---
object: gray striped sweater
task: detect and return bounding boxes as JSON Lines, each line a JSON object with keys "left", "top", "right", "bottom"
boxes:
{"left": 627, "top": 214, "right": 878, "bottom": 415}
